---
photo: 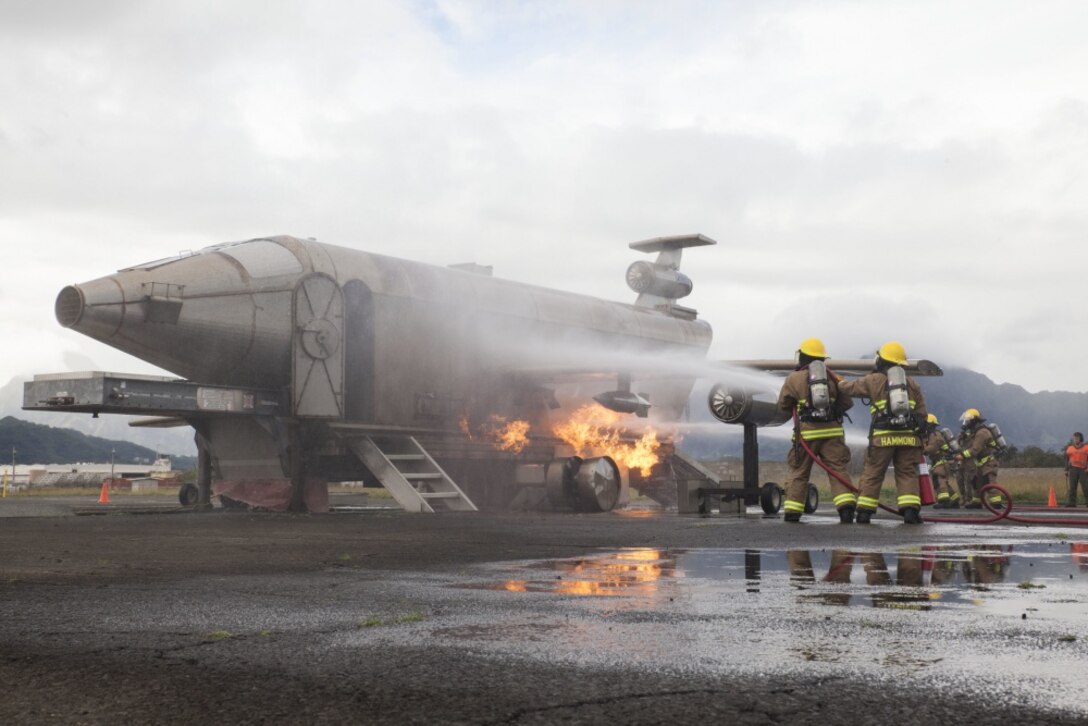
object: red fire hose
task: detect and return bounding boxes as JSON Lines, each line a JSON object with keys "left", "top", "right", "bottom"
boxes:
{"left": 794, "top": 422, "right": 1088, "bottom": 526}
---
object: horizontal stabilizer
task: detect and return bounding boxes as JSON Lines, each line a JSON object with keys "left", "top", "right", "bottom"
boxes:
{"left": 629, "top": 234, "right": 717, "bottom": 254}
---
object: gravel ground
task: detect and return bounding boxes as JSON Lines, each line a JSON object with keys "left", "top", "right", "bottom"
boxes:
{"left": 1, "top": 506, "right": 1086, "bottom": 725}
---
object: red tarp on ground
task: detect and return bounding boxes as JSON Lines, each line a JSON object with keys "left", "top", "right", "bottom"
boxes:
{"left": 212, "top": 479, "right": 329, "bottom": 512}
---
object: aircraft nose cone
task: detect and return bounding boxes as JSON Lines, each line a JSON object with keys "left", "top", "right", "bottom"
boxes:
{"left": 55, "top": 276, "right": 127, "bottom": 339}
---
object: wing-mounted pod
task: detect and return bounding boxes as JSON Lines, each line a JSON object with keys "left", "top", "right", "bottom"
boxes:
{"left": 593, "top": 372, "right": 651, "bottom": 418}
{"left": 627, "top": 234, "right": 716, "bottom": 320}
{"left": 707, "top": 383, "right": 790, "bottom": 427}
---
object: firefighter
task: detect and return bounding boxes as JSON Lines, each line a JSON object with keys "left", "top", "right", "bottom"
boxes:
{"left": 837, "top": 341, "right": 928, "bottom": 524}
{"left": 1065, "top": 432, "right": 1088, "bottom": 507}
{"left": 963, "top": 545, "right": 1010, "bottom": 585}
{"left": 955, "top": 425, "right": 971, "bottom": 505}
{"left": 775, "top": 337, "right": 856, "bottom": 523}
{"left": 924, "top": 413, "right": 959, "bottom": 509}
{"left": 956, "top": 408, "right": 1001, "bottom": 509}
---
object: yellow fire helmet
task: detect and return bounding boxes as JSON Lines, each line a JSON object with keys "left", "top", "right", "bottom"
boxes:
{"left": 960, "top": 408, "right": 981, "bottom": 427}
{"left": 798, "top": 337, "right": 828, "bottom": 359}
{"left": 877, "top": 341, "right": 908, "bottom": 366}
{"left": 927, "top": 413, "right": 939, "bottom": 425}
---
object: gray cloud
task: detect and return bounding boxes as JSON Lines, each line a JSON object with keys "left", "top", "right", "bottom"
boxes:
{"left": 2, "top": 0, "right": 1087, "bottom": 392}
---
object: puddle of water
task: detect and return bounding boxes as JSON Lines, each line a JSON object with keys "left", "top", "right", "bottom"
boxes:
{"left": 458, "top": 542, "right": 1088, "bottom": 620}
{"left": 462, "top": 548, "right": 678, "bottom": 599}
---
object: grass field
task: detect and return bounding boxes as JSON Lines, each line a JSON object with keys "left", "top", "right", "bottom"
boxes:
{"left": 4, "top": 486, "right": 180, "bottom": 498}
{"left": 804, "top": 468, "right": 1068, "bottom": 506}
{"left": 2, "top": 471, "right": 1074, "bottom": 507}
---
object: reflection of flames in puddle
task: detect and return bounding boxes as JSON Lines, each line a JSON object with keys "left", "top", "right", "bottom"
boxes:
{"left": 615, "top": 507, "right": 662, "bottom": 519}
{"left": 472, "top": 548, "right": 674, "bottom": 597}
{"left": 552, "top": 404, "right": 663, "bottom": 476}
{"left": 460, "top": 414, "right": 531, "bottom": 455}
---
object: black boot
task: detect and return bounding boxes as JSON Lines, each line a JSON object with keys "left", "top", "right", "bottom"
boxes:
{"left": 784, "top": 511, "right": 802, "bottom": 523}
{"left": 965, "top": 501, "right": 982, "bottom": 510}
{"left": 855, "top": 509, "right": 873, "bottom": 524}
{"left": 903, "top": 507, "right": 923, "bottom": 524}
{"left": 838, "top": 506, "right": 855, "bottom": 524}
{"left": 948, "top": 500, "right": 960, "bottom": 509}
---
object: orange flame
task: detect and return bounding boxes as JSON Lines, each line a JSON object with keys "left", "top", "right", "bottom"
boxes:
{"left": 552, "top": 404, "right": 662, "bottom": 476}
{"left": 462, "top": 414, "right": 531, "bottom": 455}
{"left": 490, "top": 416, "right": 530, "bottom": 454}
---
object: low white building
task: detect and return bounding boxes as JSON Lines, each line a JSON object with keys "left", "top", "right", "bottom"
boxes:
{"left": 3, "top": 455, "right": 175, "bottom": 490}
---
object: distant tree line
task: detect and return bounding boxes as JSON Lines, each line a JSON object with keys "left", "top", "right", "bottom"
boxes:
{"left": 1000, "top": 445, "right": 1066, "bottom": 468}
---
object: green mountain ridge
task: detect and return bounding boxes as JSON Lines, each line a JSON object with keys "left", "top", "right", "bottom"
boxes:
{"left": 2, "top": 367, "right": 1082, "bottom": 468}
{"left": 0, "top": 416, "right": 195, "bottom": 469}
{"left": 682, "top": 366, "right": 1088, "bottom": 460}
{"left": 917, "top": 368, "right": 1088, "bottom": 450}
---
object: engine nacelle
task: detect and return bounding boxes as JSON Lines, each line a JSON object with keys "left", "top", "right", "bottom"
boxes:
{"left": 593, "top": 389, "right": 650, "bottom": 417}
{"left": 625, "top": 261, "right": 693, "bottom": 300}
{"left": 545, "top": 456, "right": 622, "bottom": 512}
{"left": 707, "top": 383, "right": 789, "bottom": 427}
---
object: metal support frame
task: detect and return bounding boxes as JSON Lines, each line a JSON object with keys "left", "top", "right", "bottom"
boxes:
{"left": 288, "top": 424, "right": 306, "bottom": 513}
{"left": 742, "top": 422, "right": 759, "bottom": 499}
{"left": 691, "top": 422, "right": 762, "bottom": 510}
{"left": 197, "top": 443, "right": 212, "bottom": 509}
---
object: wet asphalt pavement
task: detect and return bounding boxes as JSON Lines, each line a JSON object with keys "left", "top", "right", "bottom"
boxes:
{"left": 1, "top": 503, "right": 1087, "bottom": 725}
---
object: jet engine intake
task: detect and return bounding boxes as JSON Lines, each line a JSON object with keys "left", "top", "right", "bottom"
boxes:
{"left": 55, "top": 286, "right": 84, "bottom": 328}
{"left": 625, "top": 261, "right": 693, "bottom": 300}
{"left": 707, "top": 383, "right": 789, "bottom": 427}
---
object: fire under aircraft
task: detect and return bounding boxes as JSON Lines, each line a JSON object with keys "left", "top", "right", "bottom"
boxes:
{"left": 24, "top": 234, "right": 940, "bottom": 514}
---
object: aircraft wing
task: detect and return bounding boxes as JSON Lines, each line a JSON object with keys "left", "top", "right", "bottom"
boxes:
{"left": 128, "top": 416, "right": 192, "bottom": 428}
{"left": 509, "top": 355, "right": 944, "bottom": 383}
{"left": 504, "top": 367, "right": 691, "bottom": 384}
{"left": 718, "top": 358, "right": 944, "bottom": 376}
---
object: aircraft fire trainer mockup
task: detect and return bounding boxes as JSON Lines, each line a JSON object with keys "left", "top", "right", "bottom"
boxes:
{"left": 25, "top": 234, "right": 940, "bottom": 514}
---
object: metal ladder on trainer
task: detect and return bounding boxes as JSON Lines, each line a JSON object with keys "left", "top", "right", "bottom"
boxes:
{"left": 345, "top": 435, "right": 477, "bottom": 513}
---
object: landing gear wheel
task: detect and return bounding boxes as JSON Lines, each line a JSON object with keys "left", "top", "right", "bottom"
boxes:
{"left": 760, "top": 482, "right": 783, "bottom": 514}
{"left": 804, "top": 484, "right": 819, "bottom": 514}
{"left": 178, "top": 482, "right": 199, "bottom": 506}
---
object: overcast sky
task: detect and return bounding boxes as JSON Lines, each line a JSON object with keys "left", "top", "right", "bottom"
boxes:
{"left": 2, "top": 0, "right": 1087, "bottom": 393}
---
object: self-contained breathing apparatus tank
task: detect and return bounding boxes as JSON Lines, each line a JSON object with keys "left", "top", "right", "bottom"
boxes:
{"left": 985, "top": 422, "right": 1009, "bottom": 454}
{"left": 885, "top": 366, "right": 912, "bottom": 428}
{"left": 938, "top": 426, "right": 962, "bottom": 455}
{"left": 804, "top": 360, "right": 832, "bottom": 421}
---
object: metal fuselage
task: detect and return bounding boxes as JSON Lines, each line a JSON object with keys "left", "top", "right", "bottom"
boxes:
{"left": 53, "top": 236, "right": 713, "bottom": 501}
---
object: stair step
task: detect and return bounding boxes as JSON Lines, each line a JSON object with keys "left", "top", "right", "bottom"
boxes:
{"left": 343, "top": 434, "right": 477, "bottom": 513}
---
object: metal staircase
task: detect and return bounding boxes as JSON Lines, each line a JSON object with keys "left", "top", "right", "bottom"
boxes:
{"left": 344, "top": 435, "right": 477, "bottom": 513}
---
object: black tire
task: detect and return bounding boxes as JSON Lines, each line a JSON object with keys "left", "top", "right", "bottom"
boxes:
{"left": 760, "top": 482, "right": 782, "bottom": 514}
{"left": 178, "top": 482, "right": 199, "bottom": 506}
{"left": 804, "top": 484, "right": 819, "bottom": 514}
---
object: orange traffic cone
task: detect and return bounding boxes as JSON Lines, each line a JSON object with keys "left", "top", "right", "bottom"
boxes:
{"left": 918, "top": 457, "right": 936, "bottom": 506}
{"left": 98, "top": 481, "right": 111, "bottom": 504}
{"left": 1048, "top": 485, "right": 1057, "bottom": 508}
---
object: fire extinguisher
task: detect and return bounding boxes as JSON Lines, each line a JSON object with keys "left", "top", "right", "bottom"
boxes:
{"left": 918, "top": 455, "right": 936, "bottom": 506}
